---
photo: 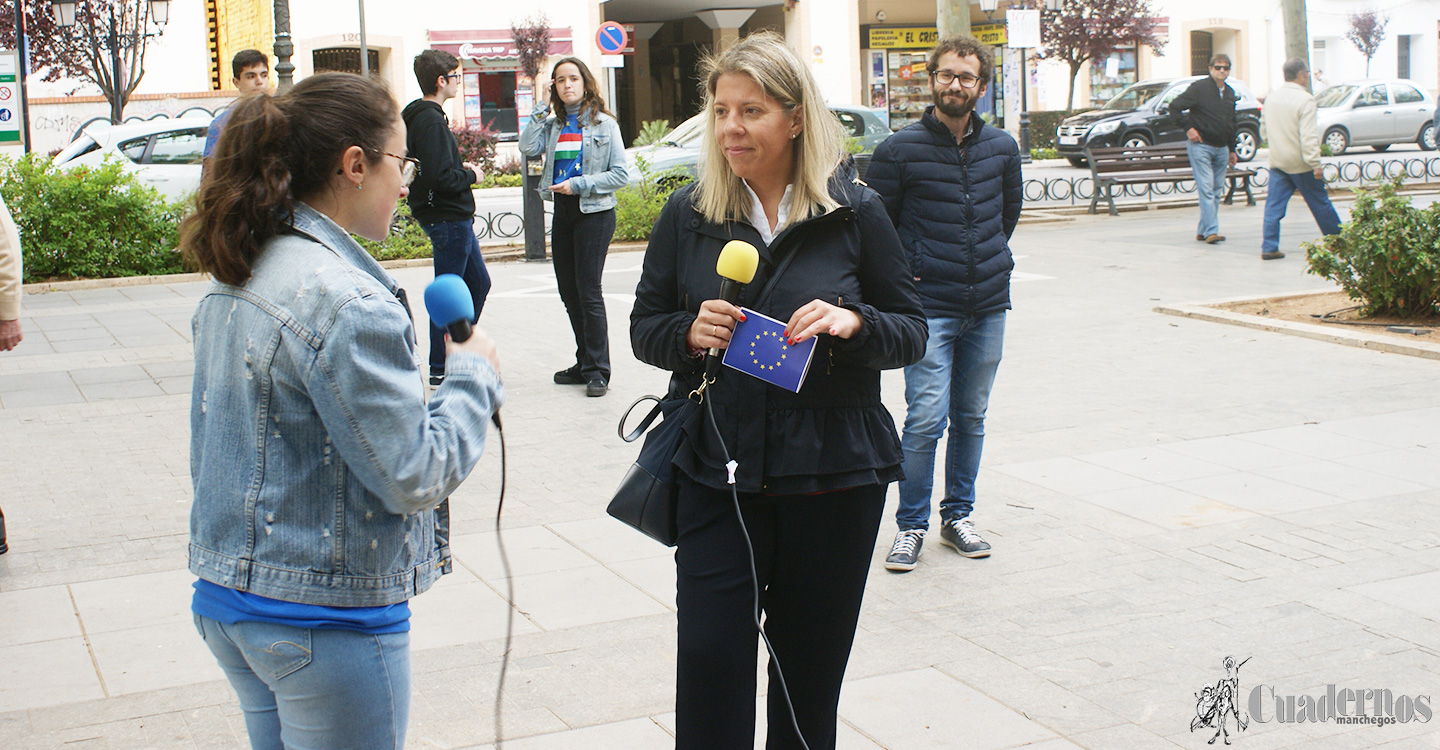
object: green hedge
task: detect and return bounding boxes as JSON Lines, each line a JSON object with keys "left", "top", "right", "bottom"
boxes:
{"left": 1304, "top": 178, "right": 1440, "bottom": 317}
{"left": 1025, "top": 110, "right": 1090, "bottom": 151}
{"left": 613, "top": 155, "right": 693, "bottom": 242}
{"left": 0, "top": 153, "right": 189, "bottom": 282}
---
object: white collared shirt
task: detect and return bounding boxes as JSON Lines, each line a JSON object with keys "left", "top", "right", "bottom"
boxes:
{"left": 742, "top": 181, "right": 794, "bottom": 245}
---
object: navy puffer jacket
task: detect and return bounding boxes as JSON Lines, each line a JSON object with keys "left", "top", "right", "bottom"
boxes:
{"left": 867, "top": 107, "right": 1023, "bottom": 317}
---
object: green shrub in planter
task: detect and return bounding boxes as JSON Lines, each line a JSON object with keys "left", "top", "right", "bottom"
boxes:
{"left": 356, "top": 202, "right": 435, "bottom": 262}
{"left": 0, "top": 153, "right": 189, "bottom": 282}
{"left": 1303, "top": 178, "right": 1440, "bottom": 317}
{"left": 613, "top": 155, "right": 693, "bottom": 242}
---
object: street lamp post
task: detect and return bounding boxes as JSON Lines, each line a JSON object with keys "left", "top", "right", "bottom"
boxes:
{"left": 273, "top": 0, "right": 295, "bottom": 93}
{"left": 50, "top": 0, "right": 170, "bottom": 124}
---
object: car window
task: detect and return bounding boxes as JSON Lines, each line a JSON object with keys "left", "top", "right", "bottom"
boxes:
{"left": 1393, "top": 84, "right": 1424, "bottom": 104}
{"left": 53, "top": 135, "right": 100, "bottom": 163}
{"left": 1314, "top": 85, "right": 1356, "bottom": 108}
{"left": 663, "top": 115, "right": 706, "bottom": 147}
{"left": 832, "top": 110, "right": 864, "bottom": 138}
{"left": 1103, "top": 82, "right": 1169, "bottom": 111}
{"left": 147, "top": 128, "right": 208, "bottom": 165}
{"left": 1356, "top": 85, "right": 1387, "bottom": 107}
{"left": 1157, "top": 84, "right": 1188, "bottom": 109}
{"left": 118, "top": 136, "right": 150, "bottom": 162}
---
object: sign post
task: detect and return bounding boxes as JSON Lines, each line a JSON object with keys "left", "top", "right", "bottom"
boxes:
{"left": 595, "top": 22, "right": 631, "bottom": 136}
{"left": 1007, "top": 10, "right": 1041, "bottom": 164}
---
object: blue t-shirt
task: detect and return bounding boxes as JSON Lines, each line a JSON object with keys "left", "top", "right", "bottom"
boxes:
{"left": 191, "top": 579, "right": 411, "bottom": 634}
{"left": 552, "top": 113, "right": 584, "bottom": 186}
{"left": 202, "top": 107, "right": 234, "bottom": 159}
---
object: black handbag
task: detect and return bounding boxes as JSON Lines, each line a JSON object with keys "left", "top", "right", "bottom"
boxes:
{"left": 606, "top": 394, "right": 701, "bottom": 546}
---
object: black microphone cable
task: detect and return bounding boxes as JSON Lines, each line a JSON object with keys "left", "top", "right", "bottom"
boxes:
{"left": 701, "top": 393, "right": 814, "bottom": 750}
{"left": 489, "top": 411, "right": 516, "bottom": 749}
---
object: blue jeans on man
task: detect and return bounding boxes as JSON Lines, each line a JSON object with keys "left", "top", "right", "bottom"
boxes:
{"left": 896, "top": 312, "right": 1006, "bottom": 531}
{"left": 1186, "top": 141, "right": 1230, "bottom": 238}
{"left": 1262, "top": 169, "right": 1342, "bottom": 254}
{"left": 422, "top": 218, "right": 491, "bottom": 379}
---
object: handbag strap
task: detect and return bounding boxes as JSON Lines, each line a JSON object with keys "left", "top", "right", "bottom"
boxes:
{"left": 751, "top": 236, "right": 803, "bottom": 309}
{"left": 618, "top": 394, "right": 665, "bottom": 442}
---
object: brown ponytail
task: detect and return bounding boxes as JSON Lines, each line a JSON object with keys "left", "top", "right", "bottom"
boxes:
{"left": 181, "top": 73, "right": 399, "bottom": 285}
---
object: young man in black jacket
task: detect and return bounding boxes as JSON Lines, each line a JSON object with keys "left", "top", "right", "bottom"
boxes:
{"left": 1171, "top": 54, "right": 1240, "bottom": 244}
{"left": 404, "top": 50, "right": 491, "bottom": 385}
{"left": 867, "top": 36, "right": 1023, "bottom": 572}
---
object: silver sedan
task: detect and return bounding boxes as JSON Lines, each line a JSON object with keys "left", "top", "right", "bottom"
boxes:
{"left": 1314, "top": 79, "right": 1437, "bottom": 155}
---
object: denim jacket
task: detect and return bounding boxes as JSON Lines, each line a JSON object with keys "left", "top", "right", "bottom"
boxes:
{"left": 518, "top": 107, "right": 629, "bottom": 213}
{"left": 188, "top": 203, "right": 503, "bottom": 607}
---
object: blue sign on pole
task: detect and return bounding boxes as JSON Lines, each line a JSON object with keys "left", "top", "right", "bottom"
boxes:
{"left": 596, "top": 22, "right": 629, "bottom": 54}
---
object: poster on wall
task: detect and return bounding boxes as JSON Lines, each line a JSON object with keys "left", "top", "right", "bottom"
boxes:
{"left": 871, "top": 83, "right": 888, "bottom": 108}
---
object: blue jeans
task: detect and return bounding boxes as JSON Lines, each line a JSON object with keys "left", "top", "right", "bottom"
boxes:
{"left": 1262, "top": 169, "right": 1342, "bottom": 253}
{"left": 896, "top": 312, "right": 1006, "bottom": 531}
{"left": 1186, "top": 141, "right": 1230, "bottom": 237}
{"left": 423, "top": 218, "right": 491, "bottom": 377}
{"left": 195, "top": 614, "right": 411, "bottom": 750}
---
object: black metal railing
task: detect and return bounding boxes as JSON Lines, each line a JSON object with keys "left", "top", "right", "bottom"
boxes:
{"left": 1023, "top": 155, "right": 1440, "bottom": 208}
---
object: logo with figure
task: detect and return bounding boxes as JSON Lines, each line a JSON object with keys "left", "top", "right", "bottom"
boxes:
{"left": 1191, "top": 656, "right": 1251, "bottom": 745}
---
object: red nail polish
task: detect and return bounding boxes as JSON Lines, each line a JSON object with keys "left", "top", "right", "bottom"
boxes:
{"left": 741, "top": 314, "right": 747, "bottom": 322}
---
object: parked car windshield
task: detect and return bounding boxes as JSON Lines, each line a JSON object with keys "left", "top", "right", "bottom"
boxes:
{"left": 1315, "top": 85, "right": 1355, "bottom": 108}
{"left": 660, "top": 115, "right": 706, "bottom": 147}
{"left": 1102, "top": 82, "right": 1168, "bottom": 111}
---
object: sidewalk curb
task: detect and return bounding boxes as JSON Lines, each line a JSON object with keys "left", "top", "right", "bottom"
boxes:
{"left": 1155, "top": 290, "right": 1440, "bottom": 361}
{"left": 21, "top": 242, "right": 655, "bottom": 294}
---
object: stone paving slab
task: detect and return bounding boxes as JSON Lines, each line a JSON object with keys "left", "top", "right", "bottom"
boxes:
{"left": 2, "top": 199, "right": 1438, "bottom": 749}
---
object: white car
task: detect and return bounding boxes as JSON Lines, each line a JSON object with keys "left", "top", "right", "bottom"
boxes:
{"left": 51, "top": 115, "right": 214, "bottom": 200}
{"left": 1313, "top": 79, "right": 1437, "bottom": 155}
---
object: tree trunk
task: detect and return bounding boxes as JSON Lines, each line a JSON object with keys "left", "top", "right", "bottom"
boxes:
{"left": 1281, "top": 0, "right": 1309, "bottom": 88}
{"left": 938, "top": 0, "right": 970, "bottom": 39}
{"left": 1066, "top": 61, "right": 1082, "bottom": 110}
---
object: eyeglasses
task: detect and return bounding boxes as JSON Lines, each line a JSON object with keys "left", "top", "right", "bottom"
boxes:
{"left": 1212, "top": 65, "right": 1230, "bottom": 71}
{"left": 932, "top": 70, "right": 982, "bottom": 89}
{"left": 381, "top": 152, "right": 420, "bottom": 186}
{"left": 444, "top": 73, "right": 463, "bottom": 81}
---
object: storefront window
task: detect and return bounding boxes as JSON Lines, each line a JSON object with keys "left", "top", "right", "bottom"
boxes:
{"left": 1089, "top": 46, "right": 1137, "bottom": 108}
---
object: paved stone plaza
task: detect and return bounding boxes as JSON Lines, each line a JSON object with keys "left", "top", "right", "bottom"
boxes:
{"left": 1, "top": 198, "right": 1438, "bottom": 749}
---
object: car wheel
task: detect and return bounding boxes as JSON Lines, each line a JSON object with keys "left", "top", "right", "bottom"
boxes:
{"left": 1418, "top": 122, "right": 1437, "bottom": 151}
{"left": 1066, "top": 156, "right": 1087, "bottom": 168}
{"left": 1233, "top": 128, "right": 1258, "bottom": 162}
{"left": 1324, "top": 128, "right": 1349, "bottom": 156}
{"left": 1371, "top": 144, "right": 1390, "bottom": 152}
{"left": 1121, "top": 134, "right": 1151, "bottom": 150}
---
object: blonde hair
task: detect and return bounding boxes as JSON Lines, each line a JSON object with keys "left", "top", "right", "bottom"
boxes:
{"left": 693, "top": 31, "right": 842, "bottom": 227}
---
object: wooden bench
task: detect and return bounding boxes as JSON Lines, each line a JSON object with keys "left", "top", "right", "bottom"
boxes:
{"left": 1086, "top": 144, "right": 1256, "bottom": 216}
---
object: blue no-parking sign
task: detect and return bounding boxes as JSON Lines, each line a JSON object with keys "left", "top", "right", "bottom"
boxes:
{"left": 595, "top": 22, "right": 629, "bottom": 55}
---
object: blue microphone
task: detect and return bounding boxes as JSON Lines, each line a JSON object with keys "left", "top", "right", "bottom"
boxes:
{"left": 424, "top": 274, "right": 474, "bottom": 343}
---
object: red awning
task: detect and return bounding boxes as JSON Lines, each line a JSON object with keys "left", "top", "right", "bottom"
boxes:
{"left": 428, "top": 28, "right": 574, "bottom": 61}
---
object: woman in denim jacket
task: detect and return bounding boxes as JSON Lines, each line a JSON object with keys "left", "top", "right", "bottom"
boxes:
{"left": 181, "top": 73, "right": 502, "bottom": 749}
{"left": 519, "top": 57, "right": 629, "bottom": 397}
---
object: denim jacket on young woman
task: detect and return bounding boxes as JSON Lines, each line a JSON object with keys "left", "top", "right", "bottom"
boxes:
{"left": 518, "top": 107, "right": 630, "bottom": 213}
{"left": 188, "top": 202, "right": 503, "bottom": 607}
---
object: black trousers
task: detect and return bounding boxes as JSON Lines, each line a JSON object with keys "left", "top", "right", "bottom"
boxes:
{"left": 675, "top": 478, "right": 886, "bottom": 750}
{"left": 550, "top": 194, "right": 614, "bottom": 381}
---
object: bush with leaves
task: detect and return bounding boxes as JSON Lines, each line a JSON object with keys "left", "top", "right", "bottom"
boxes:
{"left": 0, "top": 153, "right": 189, "bottom": 282}
{"left": 452, "top": 121, "right": 500, "bottom": 176}
{"left": 613, "top": 155, "right": 693, "bottom": 242}
{"left": 633, "top": 119, "right": 672, "bottom": 147}
{"left": 355, "top": 201, "right": 436, "bottom": 262}
{"left": 1303, "top": 178, "right": 1440, "bottom": 318}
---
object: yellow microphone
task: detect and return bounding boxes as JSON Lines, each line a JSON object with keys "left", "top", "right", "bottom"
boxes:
{"left": 705, "top": 240, "right": 761, "bottom": 377}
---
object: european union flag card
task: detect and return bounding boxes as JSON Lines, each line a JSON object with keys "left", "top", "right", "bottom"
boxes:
{"left": 722, "top": 307, "right": 816, "bottom": 393}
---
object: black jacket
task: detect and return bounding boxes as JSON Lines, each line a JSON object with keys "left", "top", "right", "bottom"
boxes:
{"left": 1171, "top": 78, "right": 1239, "bottom": 151}
{"left": 866, "top": 108, "right": 1022, "bottom": 318}
{"left": 630, "top": 175, "right": 928, "bottom": 495}
{"left": 401, "top": 100, "right": 477, "bottom": 224}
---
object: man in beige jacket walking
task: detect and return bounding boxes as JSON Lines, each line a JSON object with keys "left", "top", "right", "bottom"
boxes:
{"left": 1259, "top": 58, "right": 1342, "bottom": 260}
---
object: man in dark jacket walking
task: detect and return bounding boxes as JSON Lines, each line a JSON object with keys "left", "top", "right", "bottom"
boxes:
{"left": 404, "top": 49, "right": 491, "bottom": 385}
{"left": 1171, "top": 54, "right": 1240, "bottom": 244}
{"left": 867, "top": 35, "right": 1022, "bottom": 572}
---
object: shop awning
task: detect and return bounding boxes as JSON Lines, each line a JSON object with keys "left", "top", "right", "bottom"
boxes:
{"left": 428, "top": 28, "right": 574, "bottom": 61}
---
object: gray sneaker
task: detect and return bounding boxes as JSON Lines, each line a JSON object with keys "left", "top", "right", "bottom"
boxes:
{"left": 884, "top": 529, "right": 925, "bottom": 571}
{"left": 938, "top": 518, "right": 991, "bottom": 558}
